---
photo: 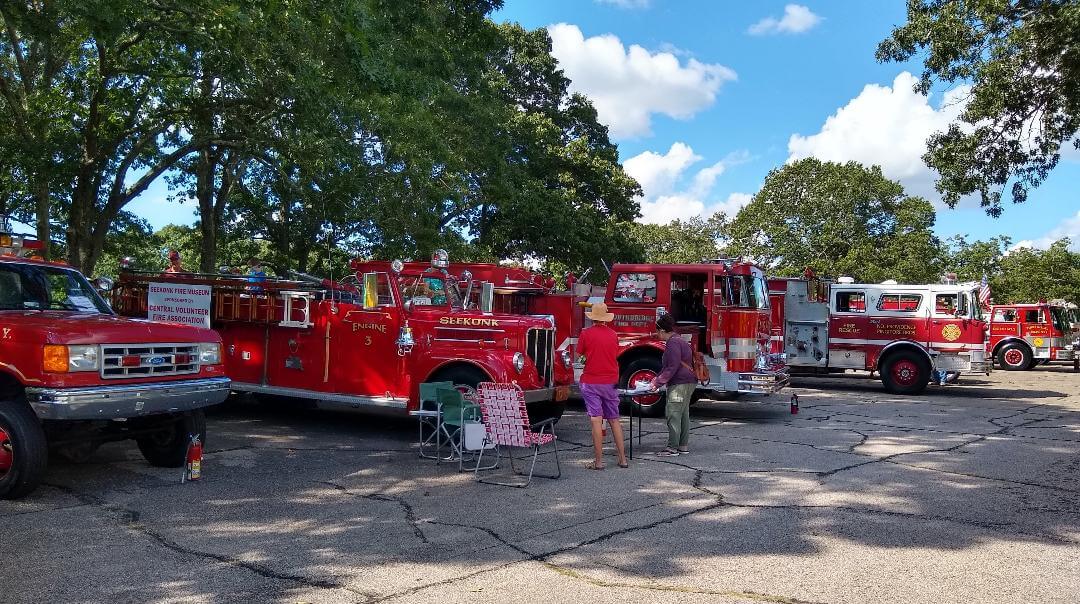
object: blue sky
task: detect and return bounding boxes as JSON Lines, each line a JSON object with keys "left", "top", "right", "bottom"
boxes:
{"left": 129, "top": 0, "right": 1080, "bottom": 251}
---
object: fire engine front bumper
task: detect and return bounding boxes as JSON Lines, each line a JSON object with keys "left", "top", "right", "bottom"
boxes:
{"left": 26, "top": 377, "right": 231, "bottom": 421}
{"left": 736, "top": 371, "right": 790, "bottom": 394}
{"left": 523, "top": 386, "right": 571, "bottom": 404}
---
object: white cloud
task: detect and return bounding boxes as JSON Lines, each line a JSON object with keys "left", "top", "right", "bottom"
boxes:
{"left": 787, "top": 71, "right": 971, "bottom": 205}
{"left": 547, "top": 23, "right": 736, "bottom": 139}
{"left": 623, "top": 143, "right": 752, "bottom": 224}
{"left": 594, "top": 0, "right": 650, "bottom": 8}
{"left": 749, "top": 4, "right": 822, "bottom": 35}
{"left": 1010, "top": 211, "right": 1080, "bottom": 252}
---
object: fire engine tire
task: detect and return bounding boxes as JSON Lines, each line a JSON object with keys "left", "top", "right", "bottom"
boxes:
{"left": 0, "top": 399, "right": 48, "bottom": 500}
{"left": 880, "top": 351, "right": 930, "bottom": 395}
{"left": 136, "top": 410, "right": 207, "bottom": 468}
{"left": 996, "top": 343, "right": 1032, "bottom": 371}
{"left": 619, "top": 356, "right": 666, "bottom": 417}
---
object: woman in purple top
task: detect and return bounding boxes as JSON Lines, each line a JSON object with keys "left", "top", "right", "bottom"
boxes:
{"left": 649, "top": 314, "right": 698, "bottom": 456}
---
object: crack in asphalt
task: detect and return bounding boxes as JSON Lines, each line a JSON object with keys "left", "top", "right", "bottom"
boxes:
{"left": 319, "top": 480, "right": 429, "bottom": 544}
{"left": 38, "top": 483, "right": 376, "bottom": 602}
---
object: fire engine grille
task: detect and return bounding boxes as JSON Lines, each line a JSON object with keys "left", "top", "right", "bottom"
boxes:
{"left": 101, "top": 343, "right": 200, "bottom": 379}
{"left": 527, "top": 328, "right": 555, "bottom": 387}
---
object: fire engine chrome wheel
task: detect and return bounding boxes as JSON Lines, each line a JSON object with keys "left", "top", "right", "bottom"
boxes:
{"left": 619, "top": 356, "right": 665, "bottom": 417}
{"left": 879, "top": 351, "right": 930, "bottom": 396}
{"left": 997, "top": 343, "right": 1032, "bottom": 371}
{"left": 0, "top": 399, "right": 49, "bottom": 500}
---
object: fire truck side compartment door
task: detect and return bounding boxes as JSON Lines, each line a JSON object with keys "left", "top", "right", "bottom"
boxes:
{"left": 783, "top": 281, "right": 829, "bottom": 367}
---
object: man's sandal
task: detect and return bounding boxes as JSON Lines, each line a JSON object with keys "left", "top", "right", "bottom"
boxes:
{"left": 654, "top": 448, "right": 680, "bottom": 457}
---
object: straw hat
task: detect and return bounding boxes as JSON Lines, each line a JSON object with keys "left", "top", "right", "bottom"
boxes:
{"left": 586, "top": 301, "right": 614, "bottom": 322}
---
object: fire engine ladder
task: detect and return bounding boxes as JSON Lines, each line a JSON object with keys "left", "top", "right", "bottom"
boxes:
{"left": 211, "top": 289, "right": 314, "bottom": 328}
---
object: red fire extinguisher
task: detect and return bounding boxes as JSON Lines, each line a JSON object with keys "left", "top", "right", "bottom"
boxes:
{"left": 790, "top": 394, "right": 799, "bottom": 415}
{"left": 183, "top": 434, "right": 203, "bottom": 483}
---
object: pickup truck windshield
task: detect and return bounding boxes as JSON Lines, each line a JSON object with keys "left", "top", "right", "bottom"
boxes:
{"left": 0, "top": 263, "right": 112, "bottom": 313}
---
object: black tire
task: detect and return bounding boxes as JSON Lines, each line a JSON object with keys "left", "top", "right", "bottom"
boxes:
{"left": 136, "top": 410, "right": 207, "bottom": 468}
{"left": 880, "top": 351, "right": 931, "bottom": 395}
{"left": 996, "top": 343, "right": 1032, "bottom": 371}
{"left": 0, "top": 399, "right": 48, "bottom": 500}
{"left": 618, "top": 356, "right": 666, "bottom": 417}
{"left": 430, "top": 365, "right": 566, "bottom": 426}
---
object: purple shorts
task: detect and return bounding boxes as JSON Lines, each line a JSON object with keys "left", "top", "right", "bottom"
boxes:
{"left": 580, "top": 383, "right": 620, "bottom": 420}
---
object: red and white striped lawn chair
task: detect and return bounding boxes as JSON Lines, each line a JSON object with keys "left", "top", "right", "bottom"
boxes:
{"left": 473, "top": 382, "right": 561, "bottom": 487}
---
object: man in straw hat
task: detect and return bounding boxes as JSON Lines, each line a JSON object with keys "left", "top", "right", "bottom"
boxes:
{"left": 577, "top": 301, "right": 629, "bottom": 470}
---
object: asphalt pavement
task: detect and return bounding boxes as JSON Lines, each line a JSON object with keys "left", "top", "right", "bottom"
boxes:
{"left": 2, "top": 366, "right": 1078, "bottom": 604}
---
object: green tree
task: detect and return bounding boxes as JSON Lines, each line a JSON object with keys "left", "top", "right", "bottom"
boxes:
{"left": 941, "top": 234, "right": 1009, "bottom": 282}
{"left": 725, "top": 158, "right": 943, "bottom": 282}
{"left": 625, "top": 214, "right": 727, "bottom": 264}
{"left": 878, "top": 0, "right": 1080, "bottom": 216}
{"left": 993, "top": 239, "right": 1080, "bottom": 303}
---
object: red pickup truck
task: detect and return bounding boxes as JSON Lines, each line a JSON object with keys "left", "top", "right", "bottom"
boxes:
{"left": 0, "top": 237, "right": 229, "bottom": 499}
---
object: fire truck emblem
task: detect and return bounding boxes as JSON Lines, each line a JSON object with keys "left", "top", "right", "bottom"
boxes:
{"left": 941, "top": 324, "right": 962, "bottom": 342}
{"left": 1033, "top": 337, "right": 1044, "bottom": 347}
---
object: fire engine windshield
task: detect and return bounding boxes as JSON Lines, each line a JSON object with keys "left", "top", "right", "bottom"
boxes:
{"left": 1050, "top": 307, "right": 1069, "bottom": 333}
{"left": 717, "top": 275, "right": 769, "bottom": 309}
{"left": 0, "top": 263, "right": 112, "bottom": 314}
{"left": 402, "top": 274, "right": 461, "bottom": 308}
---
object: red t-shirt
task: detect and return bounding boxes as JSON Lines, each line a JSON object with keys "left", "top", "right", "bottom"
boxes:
{"left": 578, "top": 324, "right": 620, "bottom": 384}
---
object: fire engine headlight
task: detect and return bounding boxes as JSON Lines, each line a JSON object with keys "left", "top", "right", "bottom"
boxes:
{"left": 559, "top": 349, "right": 572, "bottom": 368}
{"left": 43, "top": 344, "right": 99, "bottom": 373}
{"left": 512, "top": 352, "right": 526, "bottom": 373}
{"left": 199, "top": 342, "right": 222, "bottom": 365}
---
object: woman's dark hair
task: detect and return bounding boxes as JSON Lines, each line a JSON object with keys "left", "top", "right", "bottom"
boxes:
{"left": 655, "top": 314, "right": 676, "bottom": 333}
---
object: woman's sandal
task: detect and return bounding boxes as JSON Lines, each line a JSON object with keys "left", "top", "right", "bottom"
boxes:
{"left": 585, "top": 461, "right": 606, "bottom": 470}
{"left": 618, "top": 461, "right": 629, "bottom": 468}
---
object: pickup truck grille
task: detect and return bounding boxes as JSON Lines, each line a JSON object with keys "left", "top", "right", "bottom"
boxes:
{"left": 526, "top": 328, "right": 555, "bottom": 387}
{"left": 101, "top": 343, "right": 200, "bottom": 379}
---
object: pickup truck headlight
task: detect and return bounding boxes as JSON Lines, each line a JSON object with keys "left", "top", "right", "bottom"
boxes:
{"left": 512, "top": 352, "right": 526, "bottom": 373}
{"left": 43, "top": 344, "right": 99, "bottom": 373}
{"left": 199, "top": 342, "right": 222, "bottom": 365}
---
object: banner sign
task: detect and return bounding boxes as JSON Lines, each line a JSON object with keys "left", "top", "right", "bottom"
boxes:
{"left": 147, "top": 282, "right": 212, "bottom": 328}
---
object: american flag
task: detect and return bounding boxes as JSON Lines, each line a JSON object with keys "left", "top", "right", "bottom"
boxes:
{"left": 978, "top": 274, "right": 991, "bottom": 308}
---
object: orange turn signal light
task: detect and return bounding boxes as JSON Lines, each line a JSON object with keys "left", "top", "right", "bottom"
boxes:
{"left": 43, "top": 345, "right": 69, "bottom": 373}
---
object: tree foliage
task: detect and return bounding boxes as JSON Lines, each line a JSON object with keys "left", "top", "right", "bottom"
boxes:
{"left": 624, "top": 214, "right": 727, "bottom": 264}
{"left": 724, "top": 158, "right": 943, "bottom": 283}
{"left": 878, "top": 0, "right": 1080, "bottom": 215}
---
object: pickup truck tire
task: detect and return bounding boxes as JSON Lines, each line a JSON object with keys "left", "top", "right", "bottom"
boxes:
{"left": 0, "top": 399, "right": 49, "bottom": 500}
{"left": 619, "top": 356, "right": 666, "bottom": 417}
{"left": 136, "top": 410, "right": 207, "bottom": 468}
{"left": 996, "top": 343, "right": 1032, "bottom": 371}
{"left": 880, "top": 351, "right": 930, "bottom": 395}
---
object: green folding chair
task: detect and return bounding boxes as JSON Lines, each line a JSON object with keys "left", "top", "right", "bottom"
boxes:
{"left": 412, "top": 381, "right": 452, "bottom": 459}
{"left": 436, "top": 387, "right": 488, "bottom": 471}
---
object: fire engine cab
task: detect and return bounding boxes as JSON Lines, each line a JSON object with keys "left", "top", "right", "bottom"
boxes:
{"left": 0, "top": 229, "right": 229, "bottom": 499}
{"left": 769, "top": 274, "right": 992, "bottom": 394}
{"left": 114, "top": 251, "right": 569, "bottom": 424}
{"left": 363, "top": 260, "right": 790, "bottom": 416}
{"left": 987, "top": 302, "right": 1077, "bottom": 370}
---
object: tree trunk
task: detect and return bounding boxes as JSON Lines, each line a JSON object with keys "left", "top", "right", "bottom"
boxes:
{"left": 196, "top": 147, "right": 217, "bottom": 273}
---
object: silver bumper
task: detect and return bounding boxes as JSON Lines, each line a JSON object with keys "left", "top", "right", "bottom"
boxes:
{"left": 969, "top": 360, "right": 993, "bottom": 374}
{"left": 26, "top": 377, "right": 231, "bottom": 421}
{"left": 735, "top": 371, "right": 790, "bottom": 394}
{"left": 1053, "top": 348, "right": 1075, "bottom": 361}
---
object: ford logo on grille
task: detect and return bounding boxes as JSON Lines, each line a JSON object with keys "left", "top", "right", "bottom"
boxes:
{"left": 146, "top": 356, "right": 166, "bottom": 366}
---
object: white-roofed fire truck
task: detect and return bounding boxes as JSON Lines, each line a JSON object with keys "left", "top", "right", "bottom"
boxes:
{"left": 768, "top": 272, "right": 992, "bottom": 394}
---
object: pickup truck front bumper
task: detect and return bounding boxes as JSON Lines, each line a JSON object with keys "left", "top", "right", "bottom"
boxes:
{"left": 26, "top": 377, "right": 231, "bottom": 421}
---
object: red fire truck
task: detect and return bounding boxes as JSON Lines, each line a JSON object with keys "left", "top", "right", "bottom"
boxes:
{"left": 0, "top": 232, "right": 229, "bottom": 499}
{"left": 113, "top": 251, "right": 569, "bottom": 424}
{"left": 987, "top": 302, "right": 1077, "bottom": 370}
{"left": 359, "top": 260, "right": 790, "bottom": 416}
{"left": 768, "top": 275, "right": 992, "bottom": 394}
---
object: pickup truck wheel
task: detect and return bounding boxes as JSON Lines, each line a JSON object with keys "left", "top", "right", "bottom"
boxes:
{"left": 0, "top": 399, "right": 48, "bottom": 500}
{"left": 136, "top": 411, "right": 206, "bottom": 468}
{"left": 880, "top": 351, "right": 930, "bottom": 395}
{"left": 619, "top": 357, "right": 665, "bottom": 417}
{"left": 997, "top": 343, "right": 1031, "bottom": 371}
